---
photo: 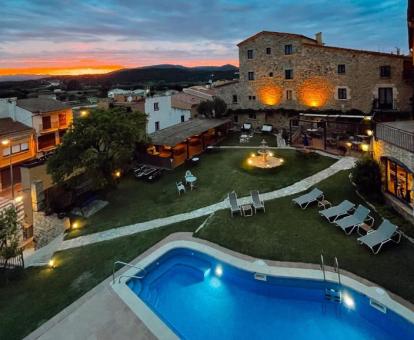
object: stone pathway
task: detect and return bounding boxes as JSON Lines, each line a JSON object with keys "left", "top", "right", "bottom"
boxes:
{"left": 57, "top": 156, "right": 355, "bottom": 252}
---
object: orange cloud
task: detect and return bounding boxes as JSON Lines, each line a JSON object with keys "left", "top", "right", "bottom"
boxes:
{"left": 0, "top": 65, "right": 124, "bottom": 76}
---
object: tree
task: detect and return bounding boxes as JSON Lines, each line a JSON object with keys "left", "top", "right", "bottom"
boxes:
{"left": 351, "top": 157, "right": 383, "bottom": 201}
{"left": 0, "top": 206, "right": 20, "bottom": 268}
{"left": 197, "top": 98, "right": 227, "bottom": 118}
{"left": 47, "top": 108, "right": 147, "bottom": 190}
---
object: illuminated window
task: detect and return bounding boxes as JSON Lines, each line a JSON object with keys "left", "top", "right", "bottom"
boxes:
{"left": 338, "top": 64, "right": 346, "bottom": 74}
{"left": 248, "top": 72, "right": 255, "bottom": 81}
{"left": 285, "top": 69, "right": 293, "bottom": 80}
{"left": 338, "top": 88, "right": 347, "bottom": 100}
{"left": 266, "top": 47, "right": 272, "bottom": 55}
{"left": 284, "top": 44, "right": 293, "bottom": 55}
{"left": 247, "top": 50, "right": 254, "bottom": 59}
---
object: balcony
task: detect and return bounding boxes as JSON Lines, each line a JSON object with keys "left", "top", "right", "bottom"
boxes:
{"left": 373, "top": 99, "right": 398, "bottom": 111}
{"left": 376, "top": 124, "right": 414, "bottom": 152}
{"left": 38, "top": 121, "right": 69, "bottom": 133}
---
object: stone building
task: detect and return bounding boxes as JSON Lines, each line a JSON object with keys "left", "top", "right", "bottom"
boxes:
{"left": 215, "top": 31, "right": 413, "bottom": 128}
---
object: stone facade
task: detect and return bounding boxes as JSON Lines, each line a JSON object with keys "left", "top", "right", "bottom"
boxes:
{"left": 372, "top": 139, "right": 414, "bottom": 171}
{"left": 33, "top": 211, "right": 69, "bottom": 249}
{"left": 215, "top": 31, "right": 413, "bottom": 114}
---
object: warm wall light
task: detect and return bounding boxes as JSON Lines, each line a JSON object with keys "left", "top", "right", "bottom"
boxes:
{"left": 115, "top": 170, "right": 121, "bottom": 178}
{"left": 366, "top": 129, "right": 373, "bottom": 136}
{"left": 80, "top": 110, "right": 88, "bottom": 117}
{"left": 1, "top": 139, "right": 10, "bottom": 146}
{"left": 257, "top": 84, "right": 282, "bottom": 106}
{"left": 346, "top": 142, "right": 352, "bottom": 148}
{"left": 14, "top": 196, "right": 23, "bottom": 203}
{"left": 297, "top": 77, "right": 332, "bottom": 108}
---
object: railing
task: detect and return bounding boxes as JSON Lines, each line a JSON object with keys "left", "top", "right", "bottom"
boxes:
{"left": 112, "top": 261, "right": 147, "bottom": 284}
{"left": 334, "top": 257, "right": 341, "bottom": 286}
{"left": 376, "top": 124, "right": 414, "bottom": 152}
{"left": 320, "top": 254, "right": 326, "bottom": 282}
{"left": 373, "top": 99, "right": 398, "bottom": 111}
{"left": 0, "top": 249, "right": 24, "bottom": 269}
{"left": 38, "top": 121, "right": 59, "bottom": 132}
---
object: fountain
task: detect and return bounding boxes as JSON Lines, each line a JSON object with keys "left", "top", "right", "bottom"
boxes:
{"left": 247, "top": 139, "right": 284, "bottom": 169}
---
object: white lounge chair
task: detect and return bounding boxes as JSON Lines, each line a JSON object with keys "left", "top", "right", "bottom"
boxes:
{"left": 335, "top": 204, "right": 374, "bottom": 235}
{"left": 319, "top": 200, "right": 355, "bottom": 223}
{"left": 292, "top": 188, "right": 324, "bottom": 209}
{"left": 228, "top": 191, "right": 242, "bottom": 217}
{"left": 358, "top": 219, "right": 402, "bottom": 254}
{"left": 251, "top": 190, "right": 265, "bottom": 213}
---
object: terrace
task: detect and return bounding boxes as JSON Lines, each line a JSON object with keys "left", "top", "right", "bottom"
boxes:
{"left": 1, "top": 134, "right": 414, "bottom": 339}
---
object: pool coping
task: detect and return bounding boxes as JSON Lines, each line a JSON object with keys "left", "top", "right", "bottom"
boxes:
{"left": 111, "top": 233, "right": 414, "bottom": 339}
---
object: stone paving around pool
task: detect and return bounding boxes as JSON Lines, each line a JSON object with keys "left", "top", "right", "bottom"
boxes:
{"left": 24, "top": 156, "right": 356, "bottom": 267}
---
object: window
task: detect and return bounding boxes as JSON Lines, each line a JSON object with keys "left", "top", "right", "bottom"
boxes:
{"left": 232, "top": 95, "right": 238, "bottom": 104}
{"left": 3, "top": 142, "right": 30, "bottom": 156}
{"left": 266, "top": 47, "right": 272, "bottom": 55}
{"left": 269, "top": 72, "right": 273, "bottom": 77}
{"left": 385, "top": 158, "right": 414, "bottom": 207}
{"left": 380, "top": 65, "right": 391, "bottom": 78}
{"left": 248, "top": 96, "right": 256, "bottom": 101}
{"left": 42, "top": 116, "right": 51, "bottom": 130}
{"left": 58, "top": 113, "right": 66, "bottom": 127}
{"left": 285, "top": 69, "right": 293, "bottom": 80}
{"left": 155, "top": 121, "right": 160, "bottom": 131}
{"left": 284, "top": 44, "right": 293, "bottom": 55}
{"left": 181, "top": 115, "right": 185, "bottom": 122}
{"left": 248, "top": 113, "right": 257, "bottom": 119}
{"left": 154, "top": 102, "right": 159, "bottom": 111}
{"left": 338, "top": 64, "right": 346, "bottom": 74}
{"left": 338, "top": 88, "right": 347, "bottom": 100}
{"left": 286, "top": 90, "right": 293, "bottom": 101}
{"left": 233, "top": 115, "right": 239, "bottom": 123}
{"left": 248, "top": 72, "right": 255, "bottom": 81}
{"left": 247, "top": 49, "right": 254, "bottom": 59}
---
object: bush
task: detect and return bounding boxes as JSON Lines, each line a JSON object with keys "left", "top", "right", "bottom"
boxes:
{"left": 351, "top": 157, "right": 383, "bottom": 202}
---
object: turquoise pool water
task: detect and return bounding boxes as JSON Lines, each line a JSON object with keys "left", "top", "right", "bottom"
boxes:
{"left": 127, "top": 248, "right": 414, "bottom": 339}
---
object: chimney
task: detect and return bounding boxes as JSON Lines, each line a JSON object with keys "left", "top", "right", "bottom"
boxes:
{"left": 315, "top": 32, "right": 323, "bottom": 45}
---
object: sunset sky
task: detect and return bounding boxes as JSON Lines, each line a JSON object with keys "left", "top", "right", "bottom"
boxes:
{"left": 0, "top": 0, "right": 409, "bottom": 76}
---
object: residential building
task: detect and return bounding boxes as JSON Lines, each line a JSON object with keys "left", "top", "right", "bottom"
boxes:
{"left": 215, "top": 31, "right": 413, "bottom": 128}
{"left": 0, "top": 118, "right": 36, "bottom": 192}
{"left": 409, "top": 0, "right": 413, "bottom": 64}
{"left": 107, "top": 88, "right": 146, "bottom": 98}
{"left": 0, "top": 98, "right": 73, "bottom": 155}
{"left": 145, "top": 94, "right": 191, "bottom": 133}
{"left": 171, "top": 92, "right": 204, "bottom": 118}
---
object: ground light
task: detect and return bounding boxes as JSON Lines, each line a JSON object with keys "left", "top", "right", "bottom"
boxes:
{"left": 343, "top": 293, "right": 355, "bottom": 309}
{"left": 48, "top": 259, "right": 55, "bottom": 269}
{"left": 361, "top": 143, "right": 370, "bottom": 152}
{"left": 80, "top": 110, "right": 88, "bottom": 117}
{"left": 215, "top": 265, "right": 223, "bottom": 277}
{"left": 72, "top": 222, "right": 79, "bottom": 229}
{"left": 366, "top": 129, "right": 373, "bottom": 136}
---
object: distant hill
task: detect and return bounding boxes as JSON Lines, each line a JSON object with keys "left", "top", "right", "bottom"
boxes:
{"left": 0, "top": 74, "right": 45, "bottom": 82}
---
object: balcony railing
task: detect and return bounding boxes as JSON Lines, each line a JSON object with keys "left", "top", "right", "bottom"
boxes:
{"left": 39, "top": 121, "right": 69, "bottom": 132}
{"left": 373, "top": 99, "right": 398, "bottom": 111}
{"left": 376, "top": 124, "right": 414, "bottom": 152}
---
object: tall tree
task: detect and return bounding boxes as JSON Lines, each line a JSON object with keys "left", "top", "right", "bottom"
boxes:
{"left": 0, "top": 206, "right": 20, "bottom": 268}
{"left": 197, "top": 98, "right": 227, "bottom": 118}
{"left": 47, "top": 108, "right": 147, "bottom": 189}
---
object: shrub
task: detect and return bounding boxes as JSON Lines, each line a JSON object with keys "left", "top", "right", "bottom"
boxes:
{"left": 351, "top": 157, "right": 383, "bottom": 202}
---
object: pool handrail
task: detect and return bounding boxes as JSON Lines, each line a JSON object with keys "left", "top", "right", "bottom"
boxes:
{"left": 113, "top": 260, "right": 147, "bottom": 284}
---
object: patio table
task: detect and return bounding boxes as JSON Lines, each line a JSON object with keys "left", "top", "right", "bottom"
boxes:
{"left": 186, "top": 175, "right": 197, "bottom": 190}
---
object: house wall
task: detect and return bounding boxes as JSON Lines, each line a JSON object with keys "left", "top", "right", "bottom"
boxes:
{"left": 145, "top": 95, "right": 190, "bottom": 133}
{"left": 215, "top": 33, "right": 412, "bottom": 114}
{"left": 0, "top": 132, "right": 36, "bottom": 170}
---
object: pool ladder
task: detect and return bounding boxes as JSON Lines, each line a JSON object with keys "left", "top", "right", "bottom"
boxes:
{"left": 320, "top": 254, "right": 342, "bottom": 302}
{"left": 112, "top": 260, "right": 147, "bottom": 284}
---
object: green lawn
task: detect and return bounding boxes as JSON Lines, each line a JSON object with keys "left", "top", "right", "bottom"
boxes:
{"left": 196, "top": 170, "right": 414, "bottom": 303}
{"left": 0, "top": 217, "right": 206, "bottom": 340}
{"left": 68, "top": 149, "right": 334, "bottom": 239}
{"left": 218, "top": 132, "right": 278, "bottom": 146}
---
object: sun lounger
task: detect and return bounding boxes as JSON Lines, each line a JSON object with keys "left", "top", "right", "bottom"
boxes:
{"left": 357, "top": 219, "right": 401, "bottom": 254}
{"left": 228, "top": 191, "right": 242, "bottom": 217}
{"left": 242, "top": 123, "right": 252, "bottom": 132}
{"left": 319, "top": 200, "right": 355, "bottom": 223}
{"left": 261, "top": 124, "right": 273, "bottom": 134}
{"left": 335, "top": 204, "right": 374, "bottom": 235}
{"left": 251, "top": 190, "right": 265, "bottom": 213}
{"left": 292, "top": 188, "right": 324, "bottom": 209}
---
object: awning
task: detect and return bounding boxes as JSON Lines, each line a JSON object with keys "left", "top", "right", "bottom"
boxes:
{"left": 149, "top": 118, "right": 231, "bottom": 146}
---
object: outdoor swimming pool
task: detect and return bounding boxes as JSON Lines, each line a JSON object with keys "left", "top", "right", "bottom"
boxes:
{"left": 125, "top": 247, "right": 414, "bottom": 339}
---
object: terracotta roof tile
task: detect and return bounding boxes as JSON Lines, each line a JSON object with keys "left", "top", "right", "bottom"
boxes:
{"left": 0, "top": 118, "right": 33, "bottom": 137}
{"left": 16, "top": 98, "right": 70, "bottom": 113}
{"left": 237, "top": 31, "right": 316, "bottom": 46}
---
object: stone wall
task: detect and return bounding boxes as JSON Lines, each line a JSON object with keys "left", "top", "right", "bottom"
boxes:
{"left": 215, "top": 32, "right": 413, "bottom": 114}
{"left": 33, "top": 211, "right": 69, "bottom": 249}
{"left": 372, "top": 139, "right": 414, "bottom": 171}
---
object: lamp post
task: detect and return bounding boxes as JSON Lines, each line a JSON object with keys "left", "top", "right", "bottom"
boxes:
{"left": 1, "top": 139, "right": 14, "bottom": 200}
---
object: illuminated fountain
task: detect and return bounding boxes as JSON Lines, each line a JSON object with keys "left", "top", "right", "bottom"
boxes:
{"left": 247, "top": 139, "right": 284, "bottom": 169}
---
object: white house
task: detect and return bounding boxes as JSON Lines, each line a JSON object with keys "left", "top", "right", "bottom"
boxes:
{"left": 145, "top": 95, "right": 191, "bottom": 134}
{"left": 108, "top": 88, "right": 146, "bottom": 98}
